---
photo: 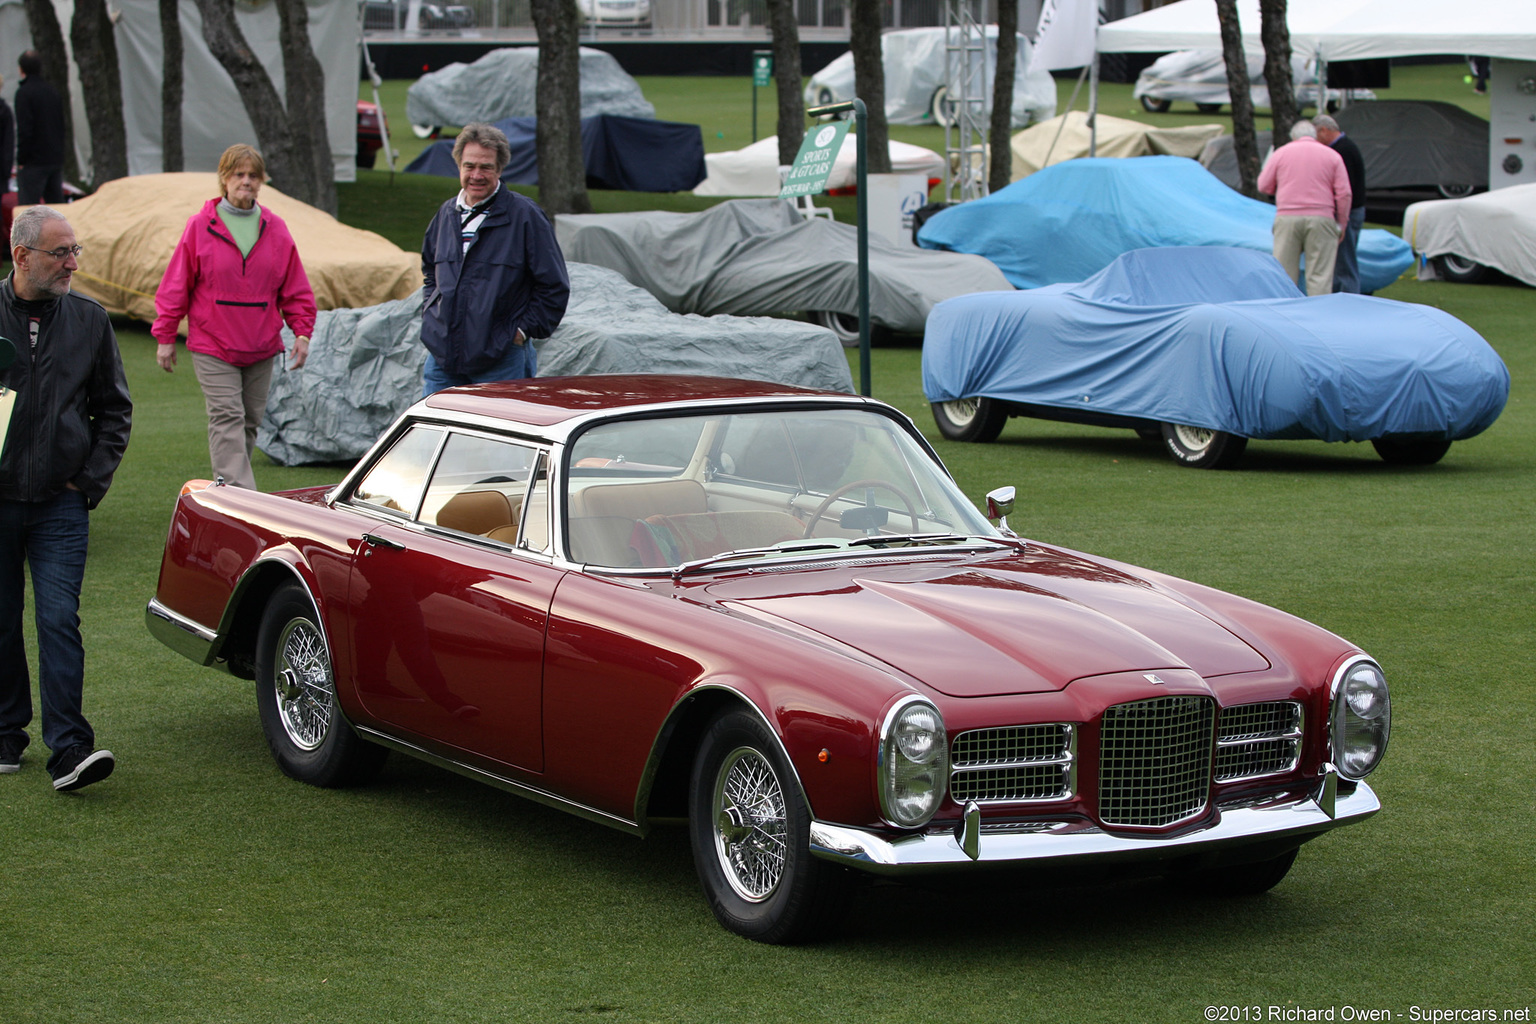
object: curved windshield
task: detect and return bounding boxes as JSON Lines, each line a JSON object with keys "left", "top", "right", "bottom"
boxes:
{"left": 564, "top": 407, "right": 998, "bottom": 569}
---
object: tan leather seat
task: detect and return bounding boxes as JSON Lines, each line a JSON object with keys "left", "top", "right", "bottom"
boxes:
{"left": 436, "top": 490, "right": 518, "bottom": 537}
{"left": 571, "top": 479, "right": 707, "bottom": 520}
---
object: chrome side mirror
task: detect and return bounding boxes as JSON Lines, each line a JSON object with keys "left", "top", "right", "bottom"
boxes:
{"left": 985, "top": 486, "right": 1017, "bottom": 536}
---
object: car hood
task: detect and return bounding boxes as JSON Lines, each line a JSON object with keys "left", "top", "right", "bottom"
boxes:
{"left": 709, "top": 547, "right": 1269, "bottom": 697}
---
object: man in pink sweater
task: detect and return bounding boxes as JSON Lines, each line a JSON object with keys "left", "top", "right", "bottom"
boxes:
{"left": 1257, "top": 121, "right": 1352, "bottom": 296}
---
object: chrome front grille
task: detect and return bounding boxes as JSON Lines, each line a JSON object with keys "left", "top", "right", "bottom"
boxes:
{"left": 1215, "top": 701, "right": 1302, "bottom": 781}
{"left": 950, "top": 724, "right": 1074, "bottom": 803}
{"left": 1098, "top": 696, "right": 1214, "bottom": 828}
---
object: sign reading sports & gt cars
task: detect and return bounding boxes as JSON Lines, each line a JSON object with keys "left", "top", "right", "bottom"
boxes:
{"left": 780, "top": 121, "right": 850, "bottom": 198}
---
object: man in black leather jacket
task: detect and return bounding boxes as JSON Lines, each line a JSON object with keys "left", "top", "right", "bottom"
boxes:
{"left": 0, "top": 205, "right": 132, "bottom": 791}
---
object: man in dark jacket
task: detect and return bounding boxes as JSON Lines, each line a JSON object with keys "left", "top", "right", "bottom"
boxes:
{"left": 1313, "top": 115, "right": 1367, "bottom": 293}
{"left": 420, "top": 122, "right": 569, "bottom": 398}
{"left": 0, "top": 205, "right": 132, "bottom": 791}
{"left": 14, "top": 50, "right": 66, "bottom": 207}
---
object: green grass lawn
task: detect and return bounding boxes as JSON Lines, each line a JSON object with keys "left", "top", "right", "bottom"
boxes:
{"left": 3, "top": 59, "right": 1531, "bottom": 1024}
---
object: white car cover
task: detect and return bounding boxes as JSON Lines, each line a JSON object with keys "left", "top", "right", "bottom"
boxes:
{"left": 693, "top": 135, "right": 946, "bottom": 197}
{"left": 803, "top": 27, "right": 1058, "bottom": 128}
{"left": 1404, "top": 184, "right": 1536, "bottom": 288}
{"left": 405, "top": 46, "right": 655, "bottom": 127}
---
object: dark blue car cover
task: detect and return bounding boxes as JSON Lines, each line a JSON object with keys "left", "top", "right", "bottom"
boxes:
{"left": 405, "top": 115, "right": 706, "bottom": 193}
{"left": 916, "top": 156, "right": 1415, "bottom": 294}
{"left": 922, "top": 247, "right": 1508, "bottom": 443}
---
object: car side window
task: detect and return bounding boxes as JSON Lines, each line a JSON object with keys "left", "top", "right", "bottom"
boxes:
{"left": 421, "top": 432, "right": 539, "bottom": 547}
{"left": 352, "top": 425, "right": 444, "bottom": 518}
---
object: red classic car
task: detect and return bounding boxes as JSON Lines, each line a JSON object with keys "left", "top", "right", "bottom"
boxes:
{"left": 147, "top": 376, "right": 1389, "bottom": 943}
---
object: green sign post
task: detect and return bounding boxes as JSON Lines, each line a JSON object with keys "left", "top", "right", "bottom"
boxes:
{"left": 790, "top": 101, "right": 871, "bottom": 397}
{"left": 751, "top": 50, "right": 773, "bottom": 142}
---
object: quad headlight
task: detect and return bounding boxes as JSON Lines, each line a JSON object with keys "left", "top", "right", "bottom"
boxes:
{"left": 1330, "top": 658, "right": 1391, "bottom": 780}
{"left": 879, "top": 698, "right": 949, "bottom": 827}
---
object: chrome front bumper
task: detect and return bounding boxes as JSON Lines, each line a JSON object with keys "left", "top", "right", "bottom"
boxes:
{"left": 809, "top": 779, "right": 1380, "bottom": 875}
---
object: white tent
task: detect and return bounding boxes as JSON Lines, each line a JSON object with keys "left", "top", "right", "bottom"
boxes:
{"left": 6, "top": 0, "right": 360, "bottom": 183}
{"left": 1095, "top": 0, "right": 1536, "bottom": 62}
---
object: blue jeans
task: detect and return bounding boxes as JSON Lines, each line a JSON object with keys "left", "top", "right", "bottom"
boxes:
{"left": 422, "top": 342, "right": 537, "bottom": 399}
{"left": 0, "top": 490, "right": 94, "bottom": 774}
{"left": 1334, "top": 207, "right": 1366, "bottom": 294}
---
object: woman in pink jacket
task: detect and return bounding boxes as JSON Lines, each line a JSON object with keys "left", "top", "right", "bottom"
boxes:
{"left": 153, "top": 144, "right": 316, "bottom": 490}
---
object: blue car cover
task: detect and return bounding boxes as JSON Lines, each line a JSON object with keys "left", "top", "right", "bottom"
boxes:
{"left": 406, "top": 114, "right": 706, "bottom": 193}
{"left": 916, "top": 156, "right": 1415, "bottom": 293}
{"left": 922, "top": 247, "right": 1508, "bottom": 443}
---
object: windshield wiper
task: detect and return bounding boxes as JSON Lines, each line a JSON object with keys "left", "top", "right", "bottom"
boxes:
{"left": 846, "top": 533, "right": 977, "bottom": 548}
{"left": 670, "top": 539, "right": 849, "bottom": 576}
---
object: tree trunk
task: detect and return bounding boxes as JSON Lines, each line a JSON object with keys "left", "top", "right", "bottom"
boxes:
{"left": 70, "top": 0, "right": 128, "bottom": 189}
{"left": 766, "top": 0, "right": 804, "bottom": 169}
{"left": 160, "top": 0, "right": 184, "bottom": 172}
{"left": 849, "top": 0, "right": 891, "bottom": 174}
{"left": 20, "top": 0, "right": 79, "bottom": 185}
{"left": 1215, "top": 0, "right": 1261, "bottom": 199}
{"left": 531, "top": 0, "right": 591, "bottom": 215}
{"left": 1258, "top": 0, "right": 1299, "bottom": 143}
{"left": 195, "top": 0, "right": 329, "bottom": 212}
{"left": 274, "top": 0, "right": 335, "bottom": 215}
{"left": 987, "top": 0, "right": 1018, "bottom": 194}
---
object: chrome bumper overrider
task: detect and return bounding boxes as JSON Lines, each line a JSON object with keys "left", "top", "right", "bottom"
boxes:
{"left": 809, "top": 779, "right": 1380, "bottom": 874}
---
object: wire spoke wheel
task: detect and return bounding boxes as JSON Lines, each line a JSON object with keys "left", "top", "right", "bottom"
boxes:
{"left": 273, "top": 616, "right": 334, "bottom": 751}
{"left": 712, "top": 747, "right": 789, "bottom": 902}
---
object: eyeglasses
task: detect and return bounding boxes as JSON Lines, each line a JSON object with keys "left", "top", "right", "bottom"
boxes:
{"left": 23, "top": 244, "right": 85, "bottom": 260}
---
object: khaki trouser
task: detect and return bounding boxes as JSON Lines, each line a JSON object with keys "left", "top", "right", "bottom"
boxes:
{"left": 1272, "top": 214, "right": 1342, "bottom": 297}
{"left": 190, "top": 352, "right": 274, "bottom": 490}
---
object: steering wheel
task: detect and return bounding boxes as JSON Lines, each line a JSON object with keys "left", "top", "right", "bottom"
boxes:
{"left": 803, "top": 479, "right": 919, "bottom": 539}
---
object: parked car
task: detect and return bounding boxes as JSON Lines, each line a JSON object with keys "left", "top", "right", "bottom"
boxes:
{"left": 355, "top": 100, "right": 386, "bottom": 170}
{"left": 805, "top": 26, "right": 1056, "bottom": 128}
{"left": 1200, "top": 102, "right": 1487, "bottom": 224}
{"left": 360, "top": 0, "right": 475, "bottom": 30}
{"left": 148, "top": 375, "right": 1391, "bottom": 943}
{"left": 1404, "top": 182, "right": 1536, "bottom": 286}
{"left": 915, "top": 155, "right": 1416, "bottom": 293}
{"left": 1134, "top": 49, "right": 1357, "bottom": 114}
{"left": 923, "top": 247, "right": 1509, "bottom": 466}
{"left": 578, "top": 0, "right": 651, "bottom": 27}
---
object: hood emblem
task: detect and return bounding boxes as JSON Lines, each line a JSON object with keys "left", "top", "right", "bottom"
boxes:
{"left": 1144, "top": 673, "right": 1167, "bottom": 686}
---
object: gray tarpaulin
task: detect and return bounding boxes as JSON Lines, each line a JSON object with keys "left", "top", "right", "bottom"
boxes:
{"left": 258, "top": 263, "right": 852, "bottom": 465}
{"left": 405, "top": 47, "right": 655, "bottom": 128}
{"left": 555, "top": 199, "right": 1014, "bottom": 334}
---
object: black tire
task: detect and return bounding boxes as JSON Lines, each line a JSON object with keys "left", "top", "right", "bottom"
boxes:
{"left": 1139, "top": 96, "right": 1171, "bottom": 113}
{"left": 931, "top": 398, "right": 1008, "bottom": 443}
{"left": 1160, "top": 422, "right": 1248, "bottom": 468}
{"left": 688, "top": 709, "right": 849, "bottom": 944}
{"left": 1194, "top": 102, "right": 1223, "bottom": 114}
{"left": 255, "top": 583, "right": 386, "bottom": 788}
{"left": 816, "top": 87, "right": 835, "bottom": 106}
{"left": 1433, "top": 253, "right": 1490, "bottom": 284}
{"left": 1372, "top": 437, "right": 1452, "bottom": 465}
{"left": 1173, "top": 848, "right": 1299, "bottom": 897}
{"left": 1437, "top": 183, "right": 1476, "bottom": 199}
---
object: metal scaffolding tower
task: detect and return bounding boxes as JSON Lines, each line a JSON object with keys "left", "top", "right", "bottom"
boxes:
{"left": 942, "top": 0, "right": 990, "bottom": 203}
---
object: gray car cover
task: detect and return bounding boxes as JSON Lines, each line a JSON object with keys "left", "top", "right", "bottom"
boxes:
{"left": 405, "top": 46, "right": 656, "bottom": 128}
{"left": 258, "top": 263, "right": 853, "bottom": 465}
{"left": 555, "top": 199, "right": 1013, "bottom": 333}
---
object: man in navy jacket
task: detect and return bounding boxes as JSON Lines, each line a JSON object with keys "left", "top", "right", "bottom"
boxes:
{"left": 420, "top": 122, "right": 569, "bottom": 398}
